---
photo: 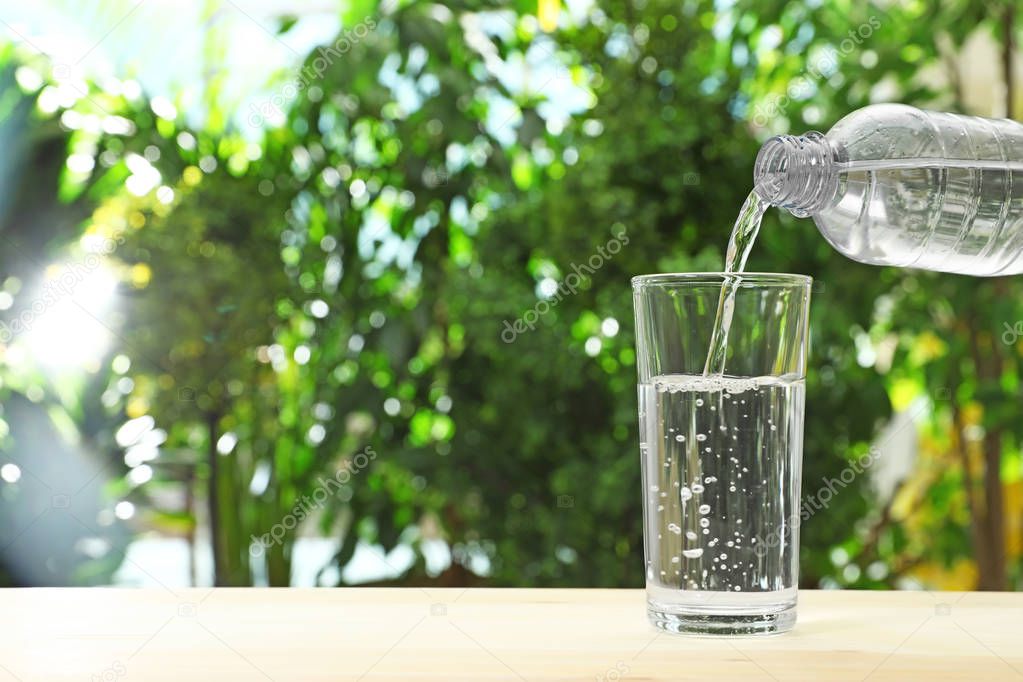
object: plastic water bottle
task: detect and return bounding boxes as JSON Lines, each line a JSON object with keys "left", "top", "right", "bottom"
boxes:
{"left": 754, "top": 103, "right": 1023, "bottom": 276}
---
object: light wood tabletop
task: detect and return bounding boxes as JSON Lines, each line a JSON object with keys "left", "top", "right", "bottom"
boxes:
{"left": 1, "top": 588, "right": 1020, "bottom": 681}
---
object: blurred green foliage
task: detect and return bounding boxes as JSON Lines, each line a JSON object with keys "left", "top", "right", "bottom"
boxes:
{"left": 1, "top": 0, "right": 1021, "bottom": 590}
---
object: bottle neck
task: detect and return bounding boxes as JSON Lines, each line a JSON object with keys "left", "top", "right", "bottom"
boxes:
{"left": 753, "top": 132, "right": 842, "bottom": 217}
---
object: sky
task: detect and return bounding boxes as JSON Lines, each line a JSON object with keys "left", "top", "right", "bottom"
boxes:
{"left": 0, "top": 0, "right": 341, "bottom": 128}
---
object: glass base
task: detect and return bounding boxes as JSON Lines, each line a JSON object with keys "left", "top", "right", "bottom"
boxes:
{"left": 648, "top": 604, "right": 796, "bottom": 636}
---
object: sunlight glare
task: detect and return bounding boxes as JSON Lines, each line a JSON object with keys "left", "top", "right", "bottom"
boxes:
{"left": 20, "top": 263, "right": 119, "bottom": 372}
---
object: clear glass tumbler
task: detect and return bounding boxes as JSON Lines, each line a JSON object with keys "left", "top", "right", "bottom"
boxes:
{"left": 632, "top": 273, "right": 811, "bottom": 635}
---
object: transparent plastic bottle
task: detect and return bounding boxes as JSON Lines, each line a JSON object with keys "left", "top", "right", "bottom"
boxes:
{"left": 754, "top": 103, "right": 1023, "bottom": 276}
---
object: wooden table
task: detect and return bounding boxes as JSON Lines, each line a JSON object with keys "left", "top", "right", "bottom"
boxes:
{"left": 2, "top": 588, "right": 1021, "bottom": 681}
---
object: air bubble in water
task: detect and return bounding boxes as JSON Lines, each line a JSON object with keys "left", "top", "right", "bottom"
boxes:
{"left": 698, "top": 504, "right": 711, "bottom": 515}
{"left": 699, "top": 518, "right": 710, "bottom": 528}
{"left": 682, "top": 548, "right": 704, "bottom": 559}
{"left": 680, "top": 486, "right": 692, "bottom": 502}
{"left": 695, "top": 398, "right": 704, "bottom": 406}
{"left": 691, "top": 483, "right": 705, "bottom": 494}
{"left": 675, "top": 434, "right": 685, "bottom": 442}
{"left": 667, "top": 523, "right": 682, "bottom": 535}
{"left": 695, "top": 433, "right": 707, "bottom": 442}
{"left": 686, "top": 531, "right": 697, "bottom": 540}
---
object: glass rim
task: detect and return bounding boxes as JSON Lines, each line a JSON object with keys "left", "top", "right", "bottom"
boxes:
{"left": 631, "top": 272, "right": 812, "bottom": 289}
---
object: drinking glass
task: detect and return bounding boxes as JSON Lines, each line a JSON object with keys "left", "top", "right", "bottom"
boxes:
{"left": 632, "top": 273, "right": 812, "bottom": 635}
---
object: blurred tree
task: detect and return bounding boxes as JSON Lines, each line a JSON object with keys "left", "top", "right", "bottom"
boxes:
{"left": 733, "top": 0, "right": 1022, "bottom": 590}
{"left": 0, "top": 46, "right": 131, "bottom": 585}
{"left": 2, "top": 0, "right": 1022, "bottom": 592}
